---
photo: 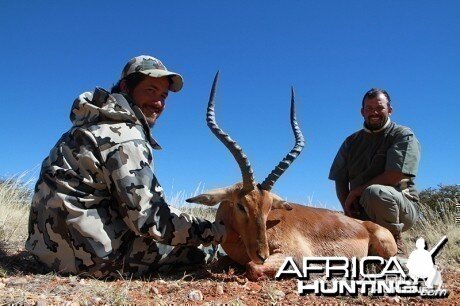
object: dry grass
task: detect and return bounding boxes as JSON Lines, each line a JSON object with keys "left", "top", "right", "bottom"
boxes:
{"left": 405, "top": 198, "right": 459, "bottom": 265}
{"left": 0, "top": 174, "right": 31, "bottom": 246}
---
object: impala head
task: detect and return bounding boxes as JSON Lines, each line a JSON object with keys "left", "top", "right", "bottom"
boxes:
{"left": 186, "top": 72, "right": 305, "bottom": 264}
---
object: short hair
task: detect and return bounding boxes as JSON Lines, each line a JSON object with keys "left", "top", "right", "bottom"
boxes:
{"left": 361, "top": 88, "right": 391, "bottom": 107}
{"left": 111, "top": 72, "right": 148, "bottom": 94}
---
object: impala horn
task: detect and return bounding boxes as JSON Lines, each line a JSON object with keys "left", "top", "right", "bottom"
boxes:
{"left": 206, "top": 71, "right": 255, "bottom": 194}
{"left": 259, "top": 87, "right": 305, "bottom": 191}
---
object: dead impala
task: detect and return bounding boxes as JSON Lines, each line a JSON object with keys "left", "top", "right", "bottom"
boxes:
{"left": 186, "top": 72, "right": 397, "bottom": 280}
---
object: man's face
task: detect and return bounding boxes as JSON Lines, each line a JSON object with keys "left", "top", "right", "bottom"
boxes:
{"left": 131, "top": 76, "right": 169, "bottom": 127}
{"left": 361, "top": 93, "right": 392, "bottom": 130}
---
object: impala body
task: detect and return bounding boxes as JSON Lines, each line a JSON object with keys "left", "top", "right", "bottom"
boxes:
{"left": 187, "top": 73, "right": 397, "bottom": 280}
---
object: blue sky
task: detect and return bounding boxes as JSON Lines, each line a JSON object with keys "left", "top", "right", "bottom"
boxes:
{"left": 0, "top": 1, "right": 459, "bottom": 210}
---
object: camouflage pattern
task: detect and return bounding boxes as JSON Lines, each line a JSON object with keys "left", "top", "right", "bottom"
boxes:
{"left": 26, "top": 88, "right": 225, "bottom": 278}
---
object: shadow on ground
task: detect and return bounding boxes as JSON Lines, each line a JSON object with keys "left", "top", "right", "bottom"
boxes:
{"left": 0, "top": 243, "right": 50, "bottom": 276}
{"left": 145, "top": 255, "right": 246, "bottom": 282}
{"left": 0, "top": 241, "right": 244, "bottom": 283}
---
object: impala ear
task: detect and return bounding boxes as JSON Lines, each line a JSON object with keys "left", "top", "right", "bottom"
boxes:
{"left": 271, "top": 194, "right": 293, "bottom": 211}
{"left": 186, "top": 186, "right": 235, "bottom": 206}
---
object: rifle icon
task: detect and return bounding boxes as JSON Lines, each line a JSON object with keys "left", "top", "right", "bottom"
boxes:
{"left": 429, "top": 235, "right": 448, "bottom": 262}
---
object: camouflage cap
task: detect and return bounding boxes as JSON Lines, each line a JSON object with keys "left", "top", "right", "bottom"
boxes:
{"left": 121, "top": 55, "right": 183, "bottom": 92}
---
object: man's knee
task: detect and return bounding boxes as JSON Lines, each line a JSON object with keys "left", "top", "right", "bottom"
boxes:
{"left": 361, "top": 185, "right": 393, "bottom": 207}
{"left": 360, "top": 185, "right": 400, "bottom": 218}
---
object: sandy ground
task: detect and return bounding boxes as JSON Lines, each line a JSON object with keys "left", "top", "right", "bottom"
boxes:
{"left": 1, "top": 238, "right": 459, "bottom": 305}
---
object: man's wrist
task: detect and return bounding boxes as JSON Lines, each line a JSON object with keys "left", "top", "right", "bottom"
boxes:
{"left": 354, "top": 185, "right": 366, "bottom": 196}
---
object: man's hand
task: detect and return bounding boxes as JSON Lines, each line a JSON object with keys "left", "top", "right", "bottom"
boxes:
{"left": 214, "top": 220, "right": 240, "bottom": 244}
{"left": 344, "top": 188, "right": 363, "bottom": 217}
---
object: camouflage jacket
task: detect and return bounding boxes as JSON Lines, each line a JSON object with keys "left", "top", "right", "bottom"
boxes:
{"left": 26, "top": 88, "right": 224, "bottom": 274}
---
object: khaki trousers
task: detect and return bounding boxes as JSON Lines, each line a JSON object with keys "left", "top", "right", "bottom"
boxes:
{"left": 359, "top": 184, "right": 419, "bottom": 236}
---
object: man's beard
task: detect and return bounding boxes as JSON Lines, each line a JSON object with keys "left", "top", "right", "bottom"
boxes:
{"left": 364, "top": 117, "right": 388, "bottom": 131}
{"left": 143, "top": 109, "right": 161, "bottom": 127}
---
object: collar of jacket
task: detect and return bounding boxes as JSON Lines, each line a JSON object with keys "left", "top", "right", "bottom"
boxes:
{"left": 99, "top": 88, "right": 162, "bottom": 150}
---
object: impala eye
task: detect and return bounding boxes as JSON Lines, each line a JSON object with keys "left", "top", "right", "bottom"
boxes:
{"left": 237, "top": 203, "right": 245, "bottom": 212}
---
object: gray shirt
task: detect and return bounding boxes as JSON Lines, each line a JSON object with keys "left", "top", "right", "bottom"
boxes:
{"left": 329, "top": 120, "right": 421, "bottom": 201}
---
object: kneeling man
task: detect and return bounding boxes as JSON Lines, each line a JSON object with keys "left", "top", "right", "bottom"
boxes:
{"left": 329, "top": 88, "right": 420, "bottom": 253}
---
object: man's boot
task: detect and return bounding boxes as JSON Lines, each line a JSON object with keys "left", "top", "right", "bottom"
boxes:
{"left": 394, "top": 233, "right": 407, "bottom": 256}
